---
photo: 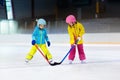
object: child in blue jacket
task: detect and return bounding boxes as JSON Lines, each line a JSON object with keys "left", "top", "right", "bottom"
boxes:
{"left": 25, "top": 18, "right": 55, "bottom": 64}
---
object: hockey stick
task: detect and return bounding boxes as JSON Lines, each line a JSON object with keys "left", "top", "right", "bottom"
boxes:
{"left": 35, "top": 44, "right": 60, "bottom": 66}
{"left": 59, "top": 40, "right": 79, "bottom": 64}
{"left": 59, "top": 45, "right": 75, "bottom": 64}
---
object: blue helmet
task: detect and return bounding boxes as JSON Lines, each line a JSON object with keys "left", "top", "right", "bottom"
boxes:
{"left": 37, "top": 18, "right": 46, "bottom": 26}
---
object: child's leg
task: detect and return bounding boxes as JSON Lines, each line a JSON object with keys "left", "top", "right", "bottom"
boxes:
{"left": 68, "top": 45, "right": 76, "bottom": 61}
{"left": 26, "top": 45, "right": 37, "bottom": 60}
{"left": 77, "top": 44, "right": 86, "bottom": 60}
{"left": 40, "top": 44, "right": 52, "bottom": 60}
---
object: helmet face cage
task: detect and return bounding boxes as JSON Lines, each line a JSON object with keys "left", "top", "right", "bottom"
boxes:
{"left": 37, "top": 18, "right": 46, "bottom": 26}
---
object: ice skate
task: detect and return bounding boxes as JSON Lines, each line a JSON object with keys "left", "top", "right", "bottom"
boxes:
{"left": 49, "top": 59, "right": 55, "bottom": 64}
{"left": 49, "top": 59, "right": 61, "bottom": 66}
{"left": 81, "top": 60, "right": 86, "bottom": 64}
{"left": 25, "top": 59, "right": 30, "bottom": 63}
{"left": 69, "top": 60, "right": 73, "bottom": 64}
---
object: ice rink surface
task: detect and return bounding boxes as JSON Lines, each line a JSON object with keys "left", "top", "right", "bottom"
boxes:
{"left": 0, "top": 33, "right": 120, "bottom": 80}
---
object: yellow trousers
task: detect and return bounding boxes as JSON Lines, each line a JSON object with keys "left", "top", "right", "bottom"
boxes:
{"left": 26, "top": 44, "right": 52, "bottom": 60}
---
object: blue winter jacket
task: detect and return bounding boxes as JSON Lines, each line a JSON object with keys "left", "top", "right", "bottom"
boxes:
{"left": 32, "top": 26, "right": 49, "bottom": 44}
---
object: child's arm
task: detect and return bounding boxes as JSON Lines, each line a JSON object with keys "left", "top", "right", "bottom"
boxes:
{"left": 78, "top": 23, "right": 85, "bottom": 37}
{"left": 32, "top": 27, "right": 37, "bottom": 40}
{"left": 44, "top": 29, "right": 49, "bottom": 41}
{"left": 31, "top": 27, "right": 37, "bottom": 45}
{"left": 68, "top": 26, "right": 75, "bottom": 45}
{"left": 44, "top": 29, "right": 50, "bottom": 47}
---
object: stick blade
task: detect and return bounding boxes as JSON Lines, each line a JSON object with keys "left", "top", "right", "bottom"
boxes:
{"left": 50, "top": 62, "right": 61, "bottom": 66}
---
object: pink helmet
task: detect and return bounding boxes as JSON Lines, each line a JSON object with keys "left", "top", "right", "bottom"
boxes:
{"left": 66, "top": 15, "right": 76, "bottom": 24}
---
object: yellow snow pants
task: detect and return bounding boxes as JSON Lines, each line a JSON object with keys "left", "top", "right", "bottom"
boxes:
{"left": 26, "top": 44, "right": 52, "bottom": 60}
